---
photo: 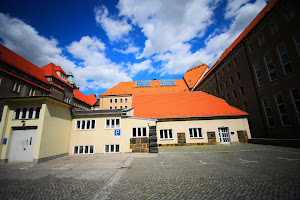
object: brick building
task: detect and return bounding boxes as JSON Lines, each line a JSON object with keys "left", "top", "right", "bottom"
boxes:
{"left": 194, "top": 0, "right": 300, "bottom": 139}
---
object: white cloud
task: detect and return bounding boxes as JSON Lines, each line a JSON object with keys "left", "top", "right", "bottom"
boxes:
{"left": 95, "top": 6, "right": 132, "bottom": 42}
{"left": 117, "top": 0, "right": 217, "bottom": 57}
{"left": 0, "top": 13, "right": 132, "bottom": 92}
{"left": 114, "top": 44, "right": 140, "bottom": 55}
{"left": 127, "top": 59, "right": 154, "bottom": 77}
{"left": 225, "top": 0, "right": 250, "bottom": 19}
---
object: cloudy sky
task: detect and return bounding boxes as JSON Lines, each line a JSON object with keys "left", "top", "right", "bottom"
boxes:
{"left": 0, "top": 0, "right": 268, "bottom": 96}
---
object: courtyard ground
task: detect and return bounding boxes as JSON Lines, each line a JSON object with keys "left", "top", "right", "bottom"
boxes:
{"left": 0, "top": 144, "right": 299, "bottom": 199}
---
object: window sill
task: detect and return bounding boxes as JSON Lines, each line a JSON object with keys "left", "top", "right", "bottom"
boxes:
{"left": 75, "top": 129, "right": 96, "bottom": 131}
{"left": 189, "top": 137, "right": 204, "bottom": 139}
{"left": 160, "top": 138, "right": 174, "bottom": 140}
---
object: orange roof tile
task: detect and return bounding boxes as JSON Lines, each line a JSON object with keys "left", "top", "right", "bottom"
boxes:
{"left": 194, "top": 0, "right": 279, "bottom": 89}
{"left": 183, "top": 64, "right": 208, "bottom": 89}
{"left": 0, "top": 44, "right": 49, "bottom": 84}
{"left": 132, "top": 91, "right": 247, "bottom": 119}
{"left": 100, "top": 79, "right": 189, "bottom": 96}
{"left": 73, "top": 89, "right": 98, "bottom": 106}
{"left": 55, "top": 65, "right": 67, "bottom": 75}
{"left": 41, "top": 63, "right": 73, "bottom": 88}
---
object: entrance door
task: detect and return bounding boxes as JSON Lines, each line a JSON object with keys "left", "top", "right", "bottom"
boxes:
{"left": 218, "top": 127, "right": 231, "bottom": 144}
{"left": 8, "top": 129, "right": 37, "bottom": 162}
{"left": 177, "top": 132, "right": 186, "bottom": 145}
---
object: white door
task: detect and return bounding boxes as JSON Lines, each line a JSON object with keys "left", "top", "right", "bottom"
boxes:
{"left": 218, "top": 127, "right": 231, "bottom": 144}
{"left": 8, "top": 129, "right": 37, "bottom": 162}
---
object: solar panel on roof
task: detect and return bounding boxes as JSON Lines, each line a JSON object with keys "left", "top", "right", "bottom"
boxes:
{"left": 135, "top": 80, "right": 151, "bottom": 87}
{"left": 160, "top": 79, "right": 176, "bottom": 86}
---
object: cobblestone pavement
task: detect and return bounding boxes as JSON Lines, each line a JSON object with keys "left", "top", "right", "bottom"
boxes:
{"left": 0, "top": 144, "right": 300, "bottom": 199}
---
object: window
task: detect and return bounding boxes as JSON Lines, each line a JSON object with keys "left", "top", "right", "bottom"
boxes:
{"left": 226, "top": 93, "right": 230, "bottom": 101}
{"left": 258, "top": 35, "right": 265, "bottom": 46}
{"left": 229, "top": 76, "right": 233, "bottom": 84}
{"left": 233, "top": 58, "right": 237, "bottom": 68}
{"left": 120, "top": 99, "right": 123, "bottom": 103}
{"left": 0, "top": 76, "right": 2, "bottom": 86}
{"left": 125, "top": 98, "right": 128, "bottom": 103}
{"left": 236, "top": 72, "right": 240, "bottom": 80}
{"left": 159, "top": 129, "right": 173, "bottom": 140}
{"left": 262, "top": 98, "right": 275, "bottom": 127}
{"left": 277, "top": 44, "right": 292, "bottom": 74}
{"left": 115, "top": 99, "right": 117, "bottom": 103}
{"left": 110, "top": 99, "right": 112, "bottom": 103}
{"left": 120, "top": 106, "right": 123, "bottom": 109}
{"left": 294, "top": 35, "right": 300, "bottom": 55}
{"left": 132, "top": 127, "right": 147, "bottom": 138}
{"left": 233, "top": 90, "right": 237, "bottom": 98}
{"left": 221, "top": 68, "right": 224, "bottom": 75}
{"left": 249, "top": 44, "right": 254, "bottom": 53}
{"left": 76, "top": 119, "right": 96, "bottom": 130}
{"left": 189, "top": 128, "right": 202, "bottom": 138}
{"left": 219, "top": 84, "right": 222, "bottom": 91}
{"left": 104, "top": 144, "right": 120, "bottom": 153}
{"left": 125, "top": 106, "right": 127, "bottom": 109}
{"left": 291, "top": 89, "right": 300, "bottom": 120}
{"left": 253, "top": 63, "right": 264, "bottom": 86}
{"left": 240, "top": 87, "right": 244, "bottom": 95}
{"left": 28, "top": 88, "right": 36, "bottom": 96}
{"left": 115, "top": 106, "right": 117, "bottom": 109}
{"left": 264, "top": 54, "right": 277, "bottom": 81}
{"left": 13, "top": 107, "right": 41, "bottom": 120}
{"left": 224, "top": 81, "right": 227, "bottom": 88}
{"left": 105, "top": 118, "right": 120, "bottom": 129}
{"left": 271, "top": 24, "right": 279, "bottom": 33}
{"left": 110, "top": 107, "right": 112, "bottom": 110}
{"left": 287, "top": 9, "right": 295, "bottom": 20}
{"left": 73, "top": 145, "right": 94, "bottom": 154}
{"left": 242, "top": 102, "right": 248, "bottom": 112}
{"left": 275, "top": 94, "right": 290, "bottom": 126}
{"left": 227, "top": 64, "right": 230, "bottom": 72}
{"left": 12, "top": 82, "right": 21, "bottom": 93}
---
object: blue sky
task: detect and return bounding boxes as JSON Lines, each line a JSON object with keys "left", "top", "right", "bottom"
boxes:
{"left": 0, "top": 0, "right": 268, "bottom": 96}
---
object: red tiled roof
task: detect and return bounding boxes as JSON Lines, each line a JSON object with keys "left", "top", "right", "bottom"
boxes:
{"left": 55, "top": 65, "right": 67, "bottom": 75}
{"left": 194, "top": 0, "right": 279, "bottom": 89}
{"left": 132, "top": 91, "right": 248, "bottom": 119}
{"left": 0, "top": 44, "right": 49, "bottom": 84}
{"left": 100, "top": 79, "right": 189, "bottom": 96}
{"left": 183, "top": 64, "right": 208, "bottom": 89}
{"left": 73, "top": 89, "right": 98, "bottom": 106}
{"left": 41, "top": 63, "right": 73, "bottom": 88}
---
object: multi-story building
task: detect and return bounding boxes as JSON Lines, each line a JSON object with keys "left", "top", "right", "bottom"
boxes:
{"left": 0, "top": 44, "right": 98, "bottom": 119}
{"left": 194, "top": 0, "right": 300, "bottom": 139}
{"left": 99, "top": 64, "right": 208, "bottom": 110}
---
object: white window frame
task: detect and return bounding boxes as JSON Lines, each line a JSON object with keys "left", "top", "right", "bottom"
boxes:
{"left": 104, "top": 144, "right": 120, "bottom": 153}
{"left": 264, "top": 54, "right": 277, "bottom": 81}
{"left": 115, "top": 99, "right": 117, "bottom": 103}
{"left": 73, "top": 145, "right": 95, "bottom": 154}
{"left": 75, "top": 119, "right": 96, "bottom": 130}
{"left": 13, "top": 107, "right": 41, "bottom": 120}
{"left": 159, "top": 129, "right": 173, "bottom": 140}
{"left": 253, "top": 63, "right": 264, "bottom": 87}
{"left": 261, "top": 98, "right": 275, "bottom": 128}
{"left": 105, "top": 118, "right": 121, "bottom": 129}
{"left": 274, "top": 94, "right": 290, "bottom": 127}
{"left": 28, "top": 88, "right": 36, "bottom": 96}
{"left": 132, "top": 127, "right": 147, "bottom": 138}
{"left": 189, "top": 128, "right": 203, "bottom": 139}
{"left": 125, "top": 98, "right": 128, "bottom": 103}
{"left": 110, "top": 99, "right": 112, "bottom": 103}
{"left": 290, "top": 88, "right": 300, "bottom": 122}
{"left": 12, "top": 82, "right": 21, "bottom": 93}
{"left": 277, "top": 44, "right": 292, "bottom": 75}
{"left": 120, "top": 99, "right": 123, "bottom": 103}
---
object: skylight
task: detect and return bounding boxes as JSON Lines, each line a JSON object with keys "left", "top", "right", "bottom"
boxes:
{"left": 135, "top": 80, "right": 151, "bottom": 87}
{"left": 160, "top": 79, "right": 176, "bottom": 86}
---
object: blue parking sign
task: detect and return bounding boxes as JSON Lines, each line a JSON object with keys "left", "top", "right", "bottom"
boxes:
{"left": 115, "top": 129, "right": 121, "bottom": 136}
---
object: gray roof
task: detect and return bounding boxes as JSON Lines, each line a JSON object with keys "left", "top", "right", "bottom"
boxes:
{"left": 72, "top": 109, "right": 123, "bottom": 116}
{"left": 187, "top": 61, "right": 204, "bottom": 71}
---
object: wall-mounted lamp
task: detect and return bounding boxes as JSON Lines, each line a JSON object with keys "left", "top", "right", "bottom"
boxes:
{"left": 21, "top": 120, "right": 26, "bottom": 127}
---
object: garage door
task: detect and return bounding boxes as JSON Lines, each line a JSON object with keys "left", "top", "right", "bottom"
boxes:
{"left": 8, "top": 129, "right": 37, "bottom": 162}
